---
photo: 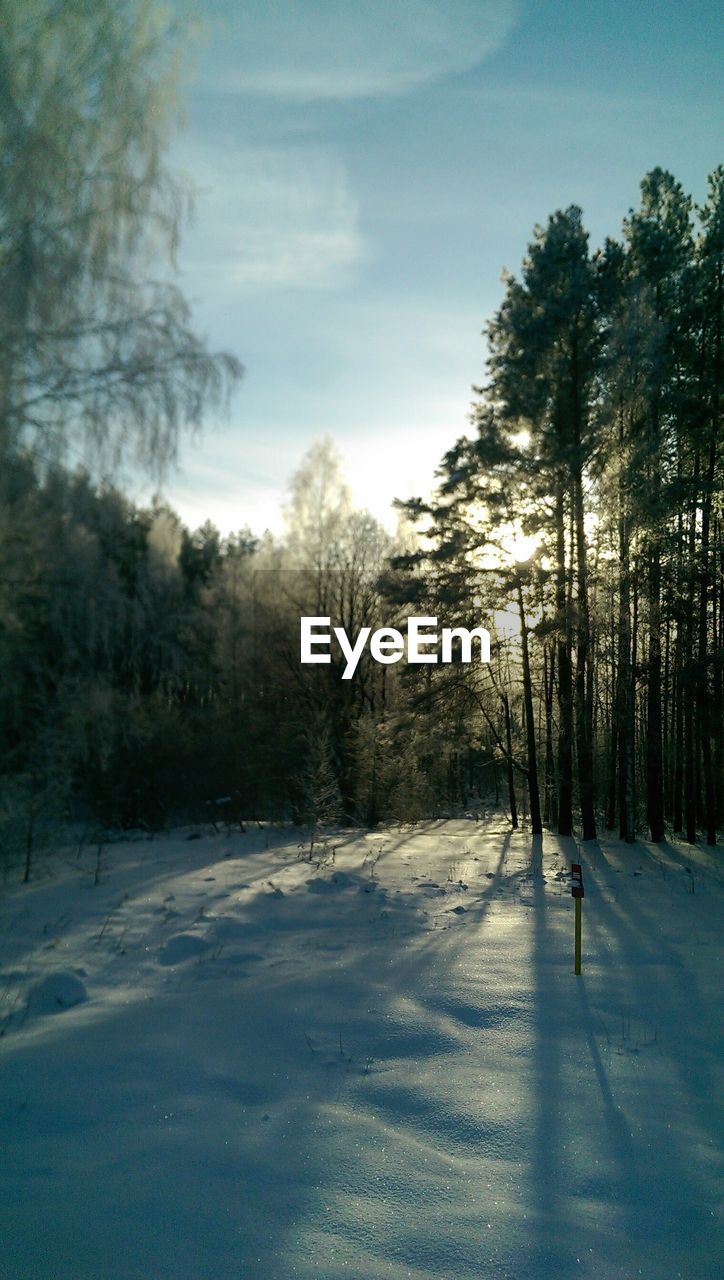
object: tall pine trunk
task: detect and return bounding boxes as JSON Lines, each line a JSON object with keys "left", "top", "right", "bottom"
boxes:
{"left": 574, "top": 466, "right": 596, "bottom": 838}
{"left": 617, "top": 535, "right": 636, "bottom": 841}
{"left": 684, "top": 454, "right": 700, "bottom": 843}
{"left": 698, "top": 414, "right": 720, "bottom": 845}
{"left": 646, "top": 545, "right": 664, "bottom": 840}
{"left": 555, "top": 487, "right": 574, "bottom": 835}
{"left": 543, "top": 645, "right": 557, "bottom": 827}
{"left": 501, "top": 692, "right": 518, "bottom": 830}
{"left": 616, "top": 406, "right": 636, "bottom": 842}
{"left": 516, "top": 576, "right": 542, "bottom": 835}
{"left": 646, "top": 388, "right": 665, "bottom": 842}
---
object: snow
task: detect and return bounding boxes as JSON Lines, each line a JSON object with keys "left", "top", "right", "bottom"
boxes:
{"left": 1, "top": 820, "right": 722, "bottom": 1279}
{"left": 26, "top": 970, "right": 89, "bottom": 1014}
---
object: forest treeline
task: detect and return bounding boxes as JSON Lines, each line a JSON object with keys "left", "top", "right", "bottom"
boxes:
{"left": 3, "top": 169, "right": 724, "bottom": 855}
{"left": 0, "top": 434, "right": 524, "bottom": 857}
{"left": 3, "top": 174, "right": 723, "bottom": 865}
{"left": 0, "top": 4, "right": 721, "bottom": 870}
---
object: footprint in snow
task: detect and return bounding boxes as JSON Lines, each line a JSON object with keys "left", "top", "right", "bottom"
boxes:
{"left": 158, "top": 934, "right": 210, "bottom": 966}
{"left": 27, "top": 971, "right": 88, "bottom": 1015}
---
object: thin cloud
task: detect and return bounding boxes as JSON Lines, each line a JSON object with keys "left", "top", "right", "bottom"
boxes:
{"left": 176, "top": 142, "right": 366, "bottom": 291}
{"left": 196, "top": 0, "right": 520, "bottom": 101}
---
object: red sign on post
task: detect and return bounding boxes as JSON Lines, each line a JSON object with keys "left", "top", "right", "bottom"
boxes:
{"left": 571, "top": 862, "right": 584, "bottom": 898}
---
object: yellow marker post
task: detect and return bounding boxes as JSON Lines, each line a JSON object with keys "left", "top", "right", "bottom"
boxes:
{"left": 571, "top": 862, "right": 584, "bottom": 975}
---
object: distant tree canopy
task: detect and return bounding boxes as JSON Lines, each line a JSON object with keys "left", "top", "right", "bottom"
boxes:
{"left": 0, "top": 0, "right": 241, "bottom": 474}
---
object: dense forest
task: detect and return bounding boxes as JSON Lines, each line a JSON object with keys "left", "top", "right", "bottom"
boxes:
{"left": 1, "top": 3, "right": 721, "bottom": 872}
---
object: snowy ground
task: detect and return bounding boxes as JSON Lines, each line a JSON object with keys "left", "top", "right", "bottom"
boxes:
{"left": 1, "top": 819, "right": 722, "bottom": 1280}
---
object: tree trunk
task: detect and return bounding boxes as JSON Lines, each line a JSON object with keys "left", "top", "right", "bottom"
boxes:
{"left": 616, "top": 412, "right": 635, "bottom": 842}
{"left": 501, "top": 692, "right": 518, "bottom": 830}
{"left": 543, "top": 644, "right": 557, "bottom": 827}
{"left": 684, "top": 454, "right": 700, "bottom": 843}
{"left": 698, "top": 419, "right": 719, "bottom": 845}
{"left": 555, "top": 487, "right": 573, "bottom": 835}
{"left": 574, "top": 466, "right": 596, "bottom": 838}
{"left": 516, "top": 575, "right": 542, "bottom": 835}
{"left": 646, "top": 539, "right": 665, "bottom": 841}
{"left": 672, "top": 646, "right": 684, "bottom": 833}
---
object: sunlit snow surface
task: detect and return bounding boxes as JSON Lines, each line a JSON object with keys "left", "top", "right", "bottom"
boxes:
{"left": 1, "top": 820, "right": 722, "bottom": 1279}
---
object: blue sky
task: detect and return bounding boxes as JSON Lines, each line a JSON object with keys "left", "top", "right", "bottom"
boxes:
{"left": 156, "top": 0, "right": 723, "bottom": 535}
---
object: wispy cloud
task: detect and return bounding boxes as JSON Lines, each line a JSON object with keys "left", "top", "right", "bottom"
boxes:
{"left": 196, "top": 0, "right": 520, "bottom": 101}
{"left": 175, "top": 142, "right": 366, "bottom": 291}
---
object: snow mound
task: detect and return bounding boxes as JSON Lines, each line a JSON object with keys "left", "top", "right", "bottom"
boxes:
{"left": 28, "top": 971, "right": 88, "bottom": 1014}
{"left": 305, "top": 871, "right": 355, "bottom": 894}
{"left": 158, "top": 933, "right": 210, "bottom": 966}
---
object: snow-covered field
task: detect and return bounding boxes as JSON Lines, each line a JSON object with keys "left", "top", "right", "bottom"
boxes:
{"left": 1, "top": 820, "right": 722, "bottom": 1280}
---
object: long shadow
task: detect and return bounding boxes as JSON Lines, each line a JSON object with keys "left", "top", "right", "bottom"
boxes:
{"left": 574, "top": 976, "right": 637, "bottom": 1171}
{"left": 634, "top": 834, "right": 724, "bottom": 886}
{"left": 528, "top": 829, "right": 577, "bottom": 1276}
{"left": 595, "top": 846, "right": 722, "bottom": 1272}
{"left": 527, "top": 833, "right": 723, "bottom": 1277}
{"left": 590, "top": 838, "right": 722, "bottom": 1126}
{"left": 4, "top": 820, "right": 719, "bottom": 1279}
{"left": 2, "top": 818, "right": 528, "bottom": 1280}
